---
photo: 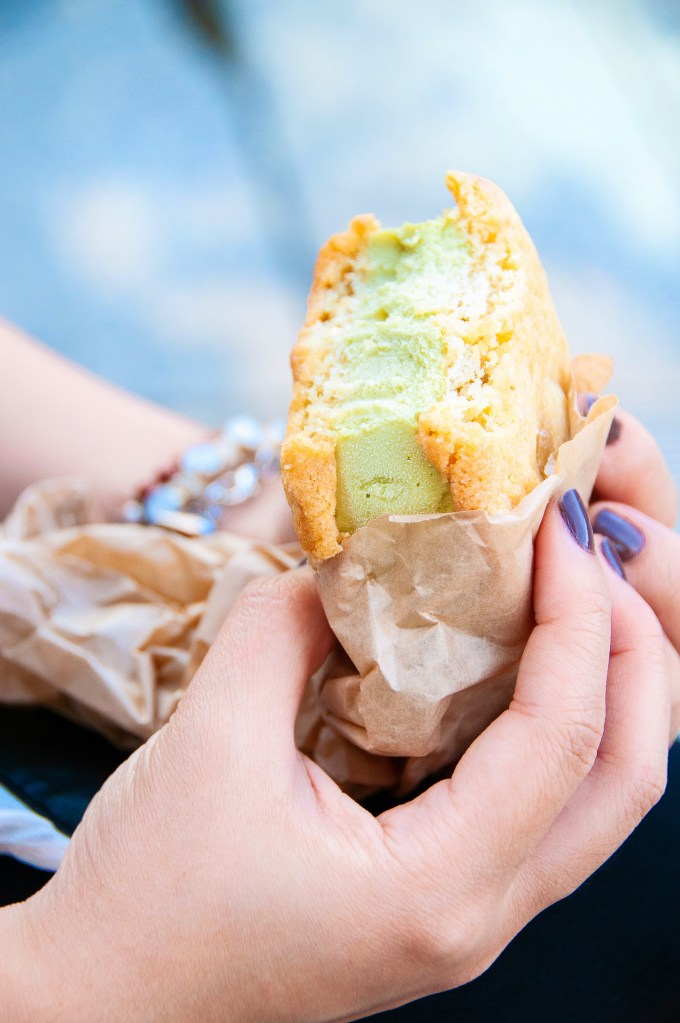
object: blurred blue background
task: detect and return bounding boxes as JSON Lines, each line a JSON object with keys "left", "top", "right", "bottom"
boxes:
{"left": 0, "top": 0, "right": 678, "bottom": 481}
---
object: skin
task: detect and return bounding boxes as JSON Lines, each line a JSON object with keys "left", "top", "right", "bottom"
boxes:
{"left": 590, "top": 408, "right": 680, "bottom": 744}
{"left": 0, "top": 318, "right": 294, "bottom": 543}
{"left": 0, "top": 323, "right": 678, "bottom": 1020}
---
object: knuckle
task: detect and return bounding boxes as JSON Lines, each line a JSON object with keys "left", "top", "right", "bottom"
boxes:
{"left": 438, "top": 955, "right": 490, "bottom": 994}
{"left": 515, "top": 694, "right": 605, "bottom": 778}
{"left": 405, "top": 901, "right": 504, "bottom": 993}
{"left": 232, "top": 572, "right": 298, "bottom": 634}
{"left": 576, "top": 587, "right": 612, "bottom": 635}
{"left": 554, "top": 632, "right": 607, "bottom": 678}
{"left": 410, "top": 912, "right": 475, "bottom": 971}
{"left": 559, "top": 714, "right": 604, "bottom": 776}
{"left": 238, "top": 572, "right": 287, "bottom": 613}
{"left": 543, "top": 586, "right": 611, "bottom": 639}
{"left": 400, "top": 881, "right": 504, "bottom": 976}
{"left": 543, "top": 592, "right": 611, "bottom": 663}
{"left": 624, "top": 758, "right": 668, "bottom": 822}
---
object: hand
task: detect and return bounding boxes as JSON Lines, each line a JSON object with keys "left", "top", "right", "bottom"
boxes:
{"left": 588, "top": 405, "right": 680, "bottom": 741}
{"left": 226, "top": 476, "right": 296, "bottom": 546}
{"left": 0, "top": 318, "right": 296, "bottom": 546}
{"left": 1, "top": 492, "right": 672, "bottom": 1022}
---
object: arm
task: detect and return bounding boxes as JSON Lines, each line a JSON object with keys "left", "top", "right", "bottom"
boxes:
{"left": 0, "top": 318, "right": 205, "bottom": 519}
{"left": 0, "top": 319, "right": 294, "bottom": 541}
{"left": 0, "top": 427, "right": 676, "bottom": 1021}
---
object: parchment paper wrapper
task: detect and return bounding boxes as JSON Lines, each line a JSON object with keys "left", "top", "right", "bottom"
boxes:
{"left": 296, "top": 361, "right": 617, "bottom": 794}
{"left": 0, "top": 357, "right": 615, "bottom": 798}
{"left": 0, "top": 478, "right": 299, "bottom": 746}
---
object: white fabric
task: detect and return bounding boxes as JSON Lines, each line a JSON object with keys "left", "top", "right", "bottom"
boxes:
{"left": 0, "top": 784, "right": 68, "bottom": 872}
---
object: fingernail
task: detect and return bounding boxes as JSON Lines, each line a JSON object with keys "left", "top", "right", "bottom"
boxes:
{"left": 600, "top": 537, "right": 627, "bottom": 580}
{"left": 558, "top": 489, "right": 595, "bottom": 553}
{"left": 592, "top": 509, "right": 645, "bottom": 561}
{"left": 606, "top": 417, "right": 622, "bottom": 445}
{"left": 578, "top": 393, "right": 598, "bottom": 416}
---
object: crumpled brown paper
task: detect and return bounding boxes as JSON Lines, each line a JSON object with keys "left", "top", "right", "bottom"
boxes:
{"left": 0, "top": 477, "right": 299, "bottom": 746}
{"left": 0, "top": 358, "right": 615, "bottom": 798}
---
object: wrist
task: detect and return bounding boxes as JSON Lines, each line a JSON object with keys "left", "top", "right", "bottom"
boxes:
{"left": 8, "top": 869, "right": 206, "bottom": 1023}
{"left": 0, "top": 884, "right": 114, "bottom": 1022}
{"left": 123, "top": 415, "right": 285, "bottom": 538}
{"left": 0, "top": 899, "right": 56, "bottom": 1021}
{"left": 99, "top": 408, "right": 206, "bottom": 524}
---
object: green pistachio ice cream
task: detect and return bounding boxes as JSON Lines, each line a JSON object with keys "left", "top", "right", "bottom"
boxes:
{"left": 326, "top": 217, "right": 470, "bottom": 533}
{"left": 283, "top": 171, "right": 572, "bottom": 563}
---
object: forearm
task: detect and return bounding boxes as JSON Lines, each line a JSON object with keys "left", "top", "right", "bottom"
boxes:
{"left": 0, "top": 318, "right": 205, "bottom": 519}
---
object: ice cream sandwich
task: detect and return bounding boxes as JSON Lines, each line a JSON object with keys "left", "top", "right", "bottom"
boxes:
{"left": 282, "top": 172, "right": 571, "bottom": 562}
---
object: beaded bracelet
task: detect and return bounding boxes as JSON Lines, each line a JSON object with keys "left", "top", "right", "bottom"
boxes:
{"left": 122, "top": 415, "right": 285, "bottom": 537}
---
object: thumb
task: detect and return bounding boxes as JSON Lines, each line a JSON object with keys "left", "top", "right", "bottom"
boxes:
{"left": 186, "top": 568, "right": 335, "bottom": 748}
{"left": 382, "top": 491, "right": 612, "bottom": 886}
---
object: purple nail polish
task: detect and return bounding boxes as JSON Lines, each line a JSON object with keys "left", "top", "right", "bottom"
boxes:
{"left": 600, "top": 537, "right": 627, "bottom": 580}
{"left": 606, "top": 417, "right": 622, "bottom": 445}
{"left": 592, "top": 509, "right": 645, "bottom": 561}
{"left": 559, "top": 489, "right": 595, "bottom": 553}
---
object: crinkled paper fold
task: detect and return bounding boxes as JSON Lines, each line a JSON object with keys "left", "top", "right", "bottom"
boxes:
{"left": 0, "top": 358, "right": 615, "bottom": 796}
{"left": 0, "top": 478, "right": 299, "bottom": 746}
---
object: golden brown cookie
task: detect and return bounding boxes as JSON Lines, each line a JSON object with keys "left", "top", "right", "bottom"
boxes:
{"left": 282, "top": 172, "right": 571, "bottom": 562}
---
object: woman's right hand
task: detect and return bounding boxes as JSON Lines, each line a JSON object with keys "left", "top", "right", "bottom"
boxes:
{"left": 588, "top": 404, "right": 680, "bottom": 741}
{"left": 3, "top": 474, "right": 673, "bottom": 1022}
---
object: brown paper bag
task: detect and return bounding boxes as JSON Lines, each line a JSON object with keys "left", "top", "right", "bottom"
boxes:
{"left": 0, "top": 479, "right": 299, "bottom": 745}
{"left": 0, "top": 358, "right": 615, "bottom": 797}
{"left": 301, "top": 384, "right": 615, "bottom": 793}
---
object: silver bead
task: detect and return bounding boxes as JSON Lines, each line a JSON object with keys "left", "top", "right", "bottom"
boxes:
{"left": 232, "top": 462, "right": 260, "bottom": 501}
{"left": 213, "top": 437, "right": 240, "bottom": 469}
{"left": 203, "top": 463, "right": 260, "bottom": 507}
{"left": 203, "top": 476, "right": 231, "bottom": 505}
{"left": 144, "top": 483, "right": 188, "bottom": 523}
{"left": 223, "top": 415, "right": 263, "bottom": 452}
{"left": 181, "top": 441, "right": 229, "bottom": 477}
{"left": 188, "top": 495, "right": 222, "bottom": 522}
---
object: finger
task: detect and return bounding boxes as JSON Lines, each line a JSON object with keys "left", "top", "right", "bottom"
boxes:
{"left": 587, "top": 405, "right": 678, "bottom": 527}
{"left": 510, "top": 555, "right": 671, "bottom": 915}
{"left": 665, "top": 642, "right": 680, "bottom": 744}
{"left": 188, "top": 568, "right": 335, "bottom": 743}
{"left": 382, "top": 492, "right": 611, "bottom": 881}
{"left": 591, "top": 502, "right": 680, "bottom": 656}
